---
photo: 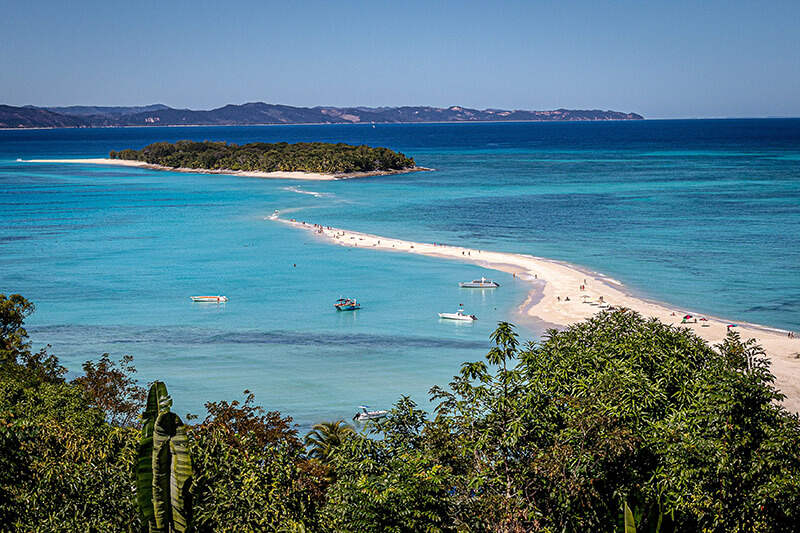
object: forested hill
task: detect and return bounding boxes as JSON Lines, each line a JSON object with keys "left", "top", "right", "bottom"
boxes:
{"left": 110, "top": 140, "right": 417, "bottom": 174}
{"left": 2, "top": 102, "right": 644, "bottom": 128}
{"left": 0, "top": 104, "right": 91, "bottom": 128}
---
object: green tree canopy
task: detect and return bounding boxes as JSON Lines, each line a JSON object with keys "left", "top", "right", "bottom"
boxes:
{"left": 3, "top": 295, "right": 800, "bottom": 532}
{"left": 423, "top": 310, "right": 800, "bottom": 532}
{"left": 110, "top": 140, "right": 417, "bottom": 174}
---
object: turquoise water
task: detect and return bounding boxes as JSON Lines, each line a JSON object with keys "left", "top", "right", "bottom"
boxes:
{"left": 1, "top": 120, "right": 799, "bottom": 425}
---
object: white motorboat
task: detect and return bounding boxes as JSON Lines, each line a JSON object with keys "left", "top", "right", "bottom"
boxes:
{"left": 190, "top": 295, "right": 228, "bottom": 303}
{"left": 353, "top": 405, "right": 388, "bottom": 421}
{"left": 438, "top": 309, "right": 477, "bottom": 321}
{"left": 459, "top": 277, "right": 499, "bottom": 288}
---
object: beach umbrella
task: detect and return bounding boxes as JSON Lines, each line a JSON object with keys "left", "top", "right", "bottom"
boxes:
{"left": 727, "top": 324, "right": 738, "bottom": 328}
{"left": 684, "top": 315, "right": 693, "bottom": 319}
{"left": 581, "top": 295, "right": 591, "bottom": 302}
{"left": 699, "top": 317, "right": 709, "bottom": 321}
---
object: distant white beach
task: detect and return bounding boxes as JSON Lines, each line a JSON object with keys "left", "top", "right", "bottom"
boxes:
{"left": 24, "top": 158, "right": 430, "bottom": 181}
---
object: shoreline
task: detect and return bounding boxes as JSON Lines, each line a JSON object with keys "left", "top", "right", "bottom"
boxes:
{"left": 0, "top": 118, "right": 647, "bottom": 132}
{"left": 22, "top": 158, "right": 431, "bottom": 181}
{"left": 277, "top": 216, "right": 800, "bottom": 413}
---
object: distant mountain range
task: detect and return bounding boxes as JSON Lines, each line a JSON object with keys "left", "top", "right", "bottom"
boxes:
{"left": 0, "top": 102, "right": 643, "bottom": 129}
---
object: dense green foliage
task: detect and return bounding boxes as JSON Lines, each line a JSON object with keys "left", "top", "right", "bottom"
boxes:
{"left": 2, "top": 293, "right": 800, "bottom": 532}
{"left": 109, "top": 140, "right": 417, "bottom": 174}
{"left": 420, "top": 315, "right": 800, "bottom": 532}
{"left": 320, "top": 313, "right": 800, "bottom": 532}
{"left": 0, "top": 294, "right": 139, "bottom": 532}
{"left": 323, "top": 397, "right": 456, "bottom": 533}
{"left": 189, "top": 393, "right": 326, "bottom": 532}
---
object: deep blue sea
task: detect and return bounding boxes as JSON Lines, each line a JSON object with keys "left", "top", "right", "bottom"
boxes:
{"left": 1, "top": 120, "right": 799, "bottom": 426}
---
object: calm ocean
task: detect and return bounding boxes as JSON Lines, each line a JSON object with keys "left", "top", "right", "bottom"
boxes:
{"left": 1, "top": 120, "right": 799, "bottom": 425}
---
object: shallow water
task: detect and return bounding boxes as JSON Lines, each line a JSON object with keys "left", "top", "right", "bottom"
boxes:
{"left": 1, "top": 120, "right": 798, "bottom": 425}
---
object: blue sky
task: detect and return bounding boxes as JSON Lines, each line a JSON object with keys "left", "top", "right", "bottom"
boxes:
{"left": 2, "top": 0, "right": 798, "bottom": 118}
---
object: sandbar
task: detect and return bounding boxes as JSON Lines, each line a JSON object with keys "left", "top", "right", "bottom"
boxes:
{"left": 279, "top": 217, "right": 800, "bottom": 413}
{"left": 23, "top": 158, "right": 429, "bottom": 181}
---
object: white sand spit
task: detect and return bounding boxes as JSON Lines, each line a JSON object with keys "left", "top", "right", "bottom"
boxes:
{"left": 23, "top": 158, "right": 338, "bottom": 180}
{"left": 23, "top": 158, "right": 429, "bottom": 181}
{"left": 281, "top": 217, "right": 800, "bottom": 414}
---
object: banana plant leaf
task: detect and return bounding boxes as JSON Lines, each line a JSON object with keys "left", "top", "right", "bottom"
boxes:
{"left": 623, "top": 500, "right": 636, "bottom": 533}
{"left": 145, "top": 381, "right": 168, "bottom": 419}
{"left": 138, "top": 381, "right": 169, "bottom": 529}
{"left": 153, "top": 411, "right": 193, "bottom": 532}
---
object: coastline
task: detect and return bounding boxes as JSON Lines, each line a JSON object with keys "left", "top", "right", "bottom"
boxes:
{"left": 277, "top": 217, "right": 800, "bottom": 413}
{"left": 0, "top": 117, "right": 646, "bottom": 132}
{"left": 23, "top": 158, "right": 431, "bottom": 181}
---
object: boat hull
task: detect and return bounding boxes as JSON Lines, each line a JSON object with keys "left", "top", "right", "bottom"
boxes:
{"left": 335, "top": 298, "right": 361, "bottom": 311}
{"left": 353, "top": 407, "right": 388, "bottom": 421}
{"left": 354, "top": 411, "right": 388, "bottom": 421}
{"left": 191, "top": 295, "right": 228, "bottom": 302}
{"left": 458, "top": 277, "right": 499, "bottom": 288}
{"left": 438, "top": 312, "right": 476, "bottom": 321}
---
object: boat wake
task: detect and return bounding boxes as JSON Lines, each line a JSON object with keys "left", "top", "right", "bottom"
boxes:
{"left": 282, "top": 186, "right": 331, "bottom": 198}
{"left": 264, "top": 207, "right": 304, "bottom": 221}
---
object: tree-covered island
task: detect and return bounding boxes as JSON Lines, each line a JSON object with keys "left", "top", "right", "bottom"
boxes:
{"left": 109, "top": 140, "right": 418, "bottom": 175}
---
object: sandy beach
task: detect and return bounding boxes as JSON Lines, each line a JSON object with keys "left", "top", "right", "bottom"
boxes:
{"left": 23, "top": 158, "right": 429, "bottom": 181}
{"left": 279, "top": 217, "right": 800, "bottom": 413}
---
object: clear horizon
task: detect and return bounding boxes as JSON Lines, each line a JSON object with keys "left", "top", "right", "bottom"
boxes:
{"left": 2, "top": 1, "right": 798, "bottom": 120}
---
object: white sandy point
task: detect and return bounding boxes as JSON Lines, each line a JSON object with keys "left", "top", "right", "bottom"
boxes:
{"left": 279, "top": 217, "right": 800, "bottom": 413}
{"left": 23, "top": 158, "right": 431, "bottom": 181}
{"left": 23, "top": 158, "right": 338, "bottom": 180}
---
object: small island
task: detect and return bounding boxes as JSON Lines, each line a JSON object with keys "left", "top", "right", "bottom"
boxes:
{"left": 109, "top": 140, "right": 420, "bottom": 178}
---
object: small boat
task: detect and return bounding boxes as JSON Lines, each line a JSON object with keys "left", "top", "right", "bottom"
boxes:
{"left": 190, "top": 295, "right": 228, "bottom": 302}
{"left": 353, "top": 405, "right": 388, "bottom": 422}
{"left": 438, "top": 309, "right": 477, "bottom": 321}
{"left": 335, "top": 297, "right": 361, "bottom": 311}
{"left": 459, "top": 277, "right": 499, "bottom": 288}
